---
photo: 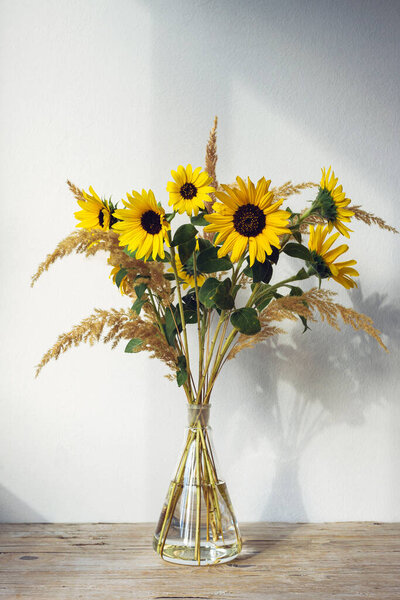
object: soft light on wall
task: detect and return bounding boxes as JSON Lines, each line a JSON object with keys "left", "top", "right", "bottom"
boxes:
{"left": 0, "top": 0, "right": 399, "bottom": 523}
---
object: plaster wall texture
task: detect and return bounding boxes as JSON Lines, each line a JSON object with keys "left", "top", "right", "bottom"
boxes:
{"left": 0, "top": 0, "right": 399, "bottom": 523}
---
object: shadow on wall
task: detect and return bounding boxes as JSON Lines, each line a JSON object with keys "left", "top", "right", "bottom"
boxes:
{"left": 0, "top": 485, "right": 45, "bottom": 523}
{"left": 146, "top": 0, "right": 400, "bottom": 192}
{"left": 136, "top": 0, "right": 400, "bottom": 522}
{"left": 223, "top": 284, "right": 400, "bottom": 521}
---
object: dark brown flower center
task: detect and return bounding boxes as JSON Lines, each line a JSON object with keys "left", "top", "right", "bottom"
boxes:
{"left": 98, "top": 208, "right": 106, "bottom": 228}
{"left": 180, "top": 182, "right": 197, "bottom": 200}
{"left": 141, "top": 210, "right": 162, "bottom": 234}
{"left": 233, "top": 204, "right": 266, "bottom": 237}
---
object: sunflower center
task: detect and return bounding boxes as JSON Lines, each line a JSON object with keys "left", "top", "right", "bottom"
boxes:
{"left": 309, "top": 250, "right": 331, "bottom": 279}
{"left": 141, "top": 210, "right": 162, "bottom": 235}
{"left": 98, "top": 209, "right": 105, "bottom": 228}
{"left": 316, "top": 188, "right": 338, "bottom": 223}
{"left": 233, "top": 204, "right": 266, "bottom": 237}
{"left": 180, "top": 182, "right": 197, "bottom": 200}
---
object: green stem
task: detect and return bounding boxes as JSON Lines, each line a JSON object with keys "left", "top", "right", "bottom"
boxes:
{"left": 169, "top": 239, "right": 193, "bottom": 397}
{"left": 147, "top": 290, "right": 192, "bottom": 403}
{"left": 196, "top": 311, "right": 227, "bottom": 403}
{"left": 192, "top": 251, "right": 203, "bottom": 401}
{"left": 203, "top": 283, "right": 261, "bottom": 403}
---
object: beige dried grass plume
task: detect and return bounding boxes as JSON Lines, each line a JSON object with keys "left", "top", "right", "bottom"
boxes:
{"left": 229, "top": 288, "right": 387, "bottom": 360}
{"left": 204, "top": 116, "right": 218, "bottom": 212}
{"left": 35, "top": 308, "right": 178, "bottom": 377}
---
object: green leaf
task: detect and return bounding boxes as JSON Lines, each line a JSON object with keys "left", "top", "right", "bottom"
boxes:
{"left": 163, "top": 273, "right": 175, "bottom": 281}
{"left": 197, "top": 238, "right": 213, "bottom": 252}
{"left": 115, "top": 268, "right": 128, "bottom": 288}
{"left": 123, "top": 247, "right": 137, "bottom": 258}
{"left": 243, "top": 265, "right": 252, "bottom": 277}
{"left": 134, "top": 283, "right": 147, "bottom": 300}
{"left": 131, "top": 298, "right": 146, "bottom": 315}
{"left": 213, "top": 279, "right": 234, "bottom": 310}
{"left": 171, "top": 224, "right": 197, "bottom": 247}
{"left": 177, "top": 368, "right": 188, "bottom": 387}
{"left": 232, "top": 284, "right": 241, "bottom": 299}
{"left": 165, "top": 306, "right": 180, "bottom": 346}
{"left": 177, "top": 355, "right": 187, "bottom": 370}
{"left": 251, "top": 260, "right": 273, "bottom": 284}
{"left": 178, "top": 237, "right": 196, "bottom": 263}
{"left": 182, "top": 291, "right": 197, "bottom": 311}
{"left": 133, "top": 274, "right": 150, "bottom": 281}
{"left": 176, "top": 355, "right": 188, "bottom": 386}
{"left": 191, "top": 213, "right": 209, "bottom": 226}
{"left": 230, "top": 307, "right": 261, "bottom": 335}
{"left": 267, "top": 246, "right": 280, "bottom": 264}
{"left": 198, "top": 277, "right": 220, "bottom": 308}
{"left": 196, "top": 246, "right": 233, "bottom": 273}
{"left": 124, "top": 338, "right": 143, "bottom": 353}
{"left": 294, "top": 267, "right": 310, "bottom": 281}
{"left": 164, "top": 212, "right": 175, "bottom": 223}
{"left": 282, "top": 243, "right": 312, "bottom": 261}
{"left": 256, "top": 296, "right": 273, "bottom": 312}
{"left": 183, "top": 309, "right": 197, "bottom": 324}
{"left": 292, "top": 231, "right": 302, "bottom": 244}
{"left": 289, "top": 286, "right": 303, "bottom": 297}
{"left": 299, "top": 315, "right": 311, "bottom": 333}
{"left": 124, "top": 246, "right": 154, "bottom": 261}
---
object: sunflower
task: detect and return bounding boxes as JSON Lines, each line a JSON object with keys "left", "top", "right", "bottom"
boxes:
{"left": 112, "top": 189, "right": 170, "bottom": 261}
{"left": 74, "top": 186, "right": 115, "bottom": 230}
{"left": 167, "top": 164, "right": 214, "bottom": 216}
{"left": 169, "top": 253, "right": 206, "bottom": 290}
{"left": 308, "top": 224, "right": 359, "bottom": 289}
{"left": 204, "top": 176, "right": 291, "bottom": 266}
{"left": 108, "top": 259, "right": 129, "bottom": 295}
{"left": 315, "top": 167, "right": 354, "bottom": 237}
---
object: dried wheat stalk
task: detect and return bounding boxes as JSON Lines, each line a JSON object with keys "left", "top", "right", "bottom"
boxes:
{"left": 349, "top": 205, "right": 398, "bottom": 234}
{"left": 272, "top": 181, "right": 319, "bottom": 200}
{"left": 204, "top": 116, "right": 218, "bottom": 213}
{"left": 228, "top": 288, "right": 387, "bottom": 360}
{"left": 67, "top": 179, "right": 85, "bottom": 203}
{"left": 35, "top": 307, "right": 178, "bottom": 377}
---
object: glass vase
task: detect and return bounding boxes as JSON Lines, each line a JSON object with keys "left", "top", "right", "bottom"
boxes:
{"left": 153, "top": 404, "right": 242, "bottom": 565}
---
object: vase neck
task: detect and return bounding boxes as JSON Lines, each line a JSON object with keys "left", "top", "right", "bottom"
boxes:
{"left": 187, "top": 404, "right": 211, "bottom": 428}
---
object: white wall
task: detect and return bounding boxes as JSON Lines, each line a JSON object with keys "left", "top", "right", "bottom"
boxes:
{"left": 0, "top": 0, "right": 399, "bottom": 523}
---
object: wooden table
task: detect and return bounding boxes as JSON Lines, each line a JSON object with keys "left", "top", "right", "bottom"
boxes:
{"left": 0, "top": 523, "right": 399, "bottom": 599}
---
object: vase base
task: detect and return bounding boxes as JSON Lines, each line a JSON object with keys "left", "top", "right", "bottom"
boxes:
{"left": 153, "top": 534, "right": 241, "bottom": 566}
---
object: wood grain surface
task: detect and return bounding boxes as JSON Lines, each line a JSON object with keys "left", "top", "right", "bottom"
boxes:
{"left": 0, "top": 522, "right": 399, "bottom": 599}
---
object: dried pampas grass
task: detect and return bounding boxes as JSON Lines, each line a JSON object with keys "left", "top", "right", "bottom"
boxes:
{"left": 349, "top": 205, "right": 398, "bottom": 234}
{"left": 229, "top": 288, "right": 387, "bottom": 360}
{"left": 272, "top": 181, "right": 318, "bottom": 200}
{"left": 35, "top": 307, "right": 178, "bottom": 377}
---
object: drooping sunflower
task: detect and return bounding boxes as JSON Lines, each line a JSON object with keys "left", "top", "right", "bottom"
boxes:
{"left": 204, "top": 176, "right": 291, "bottom": 266}
{"left": 167, "top": 164, "right": 215, "bottom": 216}
{"left": 169, "top": 253, "right": 206, "bottom": 290}
{"left": 74, "top": 186, "right": 115, "bottom": 230}
{"left": 108, "top": 259, "right": 129, "bottom": 295}
{"left": 315, "top": 167, "right": 354, "bottom": 237}
{"left": 112, "top": 189, "right": 170, "bottom": 261}
{"left": 308, "top": 224, "right": 359, "bottom": 289}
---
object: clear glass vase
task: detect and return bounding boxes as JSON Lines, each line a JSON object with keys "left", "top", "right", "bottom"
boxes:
{"left": 153, "top": 404, "right": 242, "bottom": 565}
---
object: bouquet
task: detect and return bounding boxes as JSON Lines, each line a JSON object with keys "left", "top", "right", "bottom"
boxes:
{"left": 32, "top": 118, "right": 396, "bottom": 565}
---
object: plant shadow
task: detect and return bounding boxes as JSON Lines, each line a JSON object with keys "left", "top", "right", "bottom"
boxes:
{"left": 217, "top": 283, "right": 400, "bottom": 549}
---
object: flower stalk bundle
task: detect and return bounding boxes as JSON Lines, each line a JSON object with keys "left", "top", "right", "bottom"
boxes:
{"left": 33, "top": 118, "right": 396, "bottom": 564}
